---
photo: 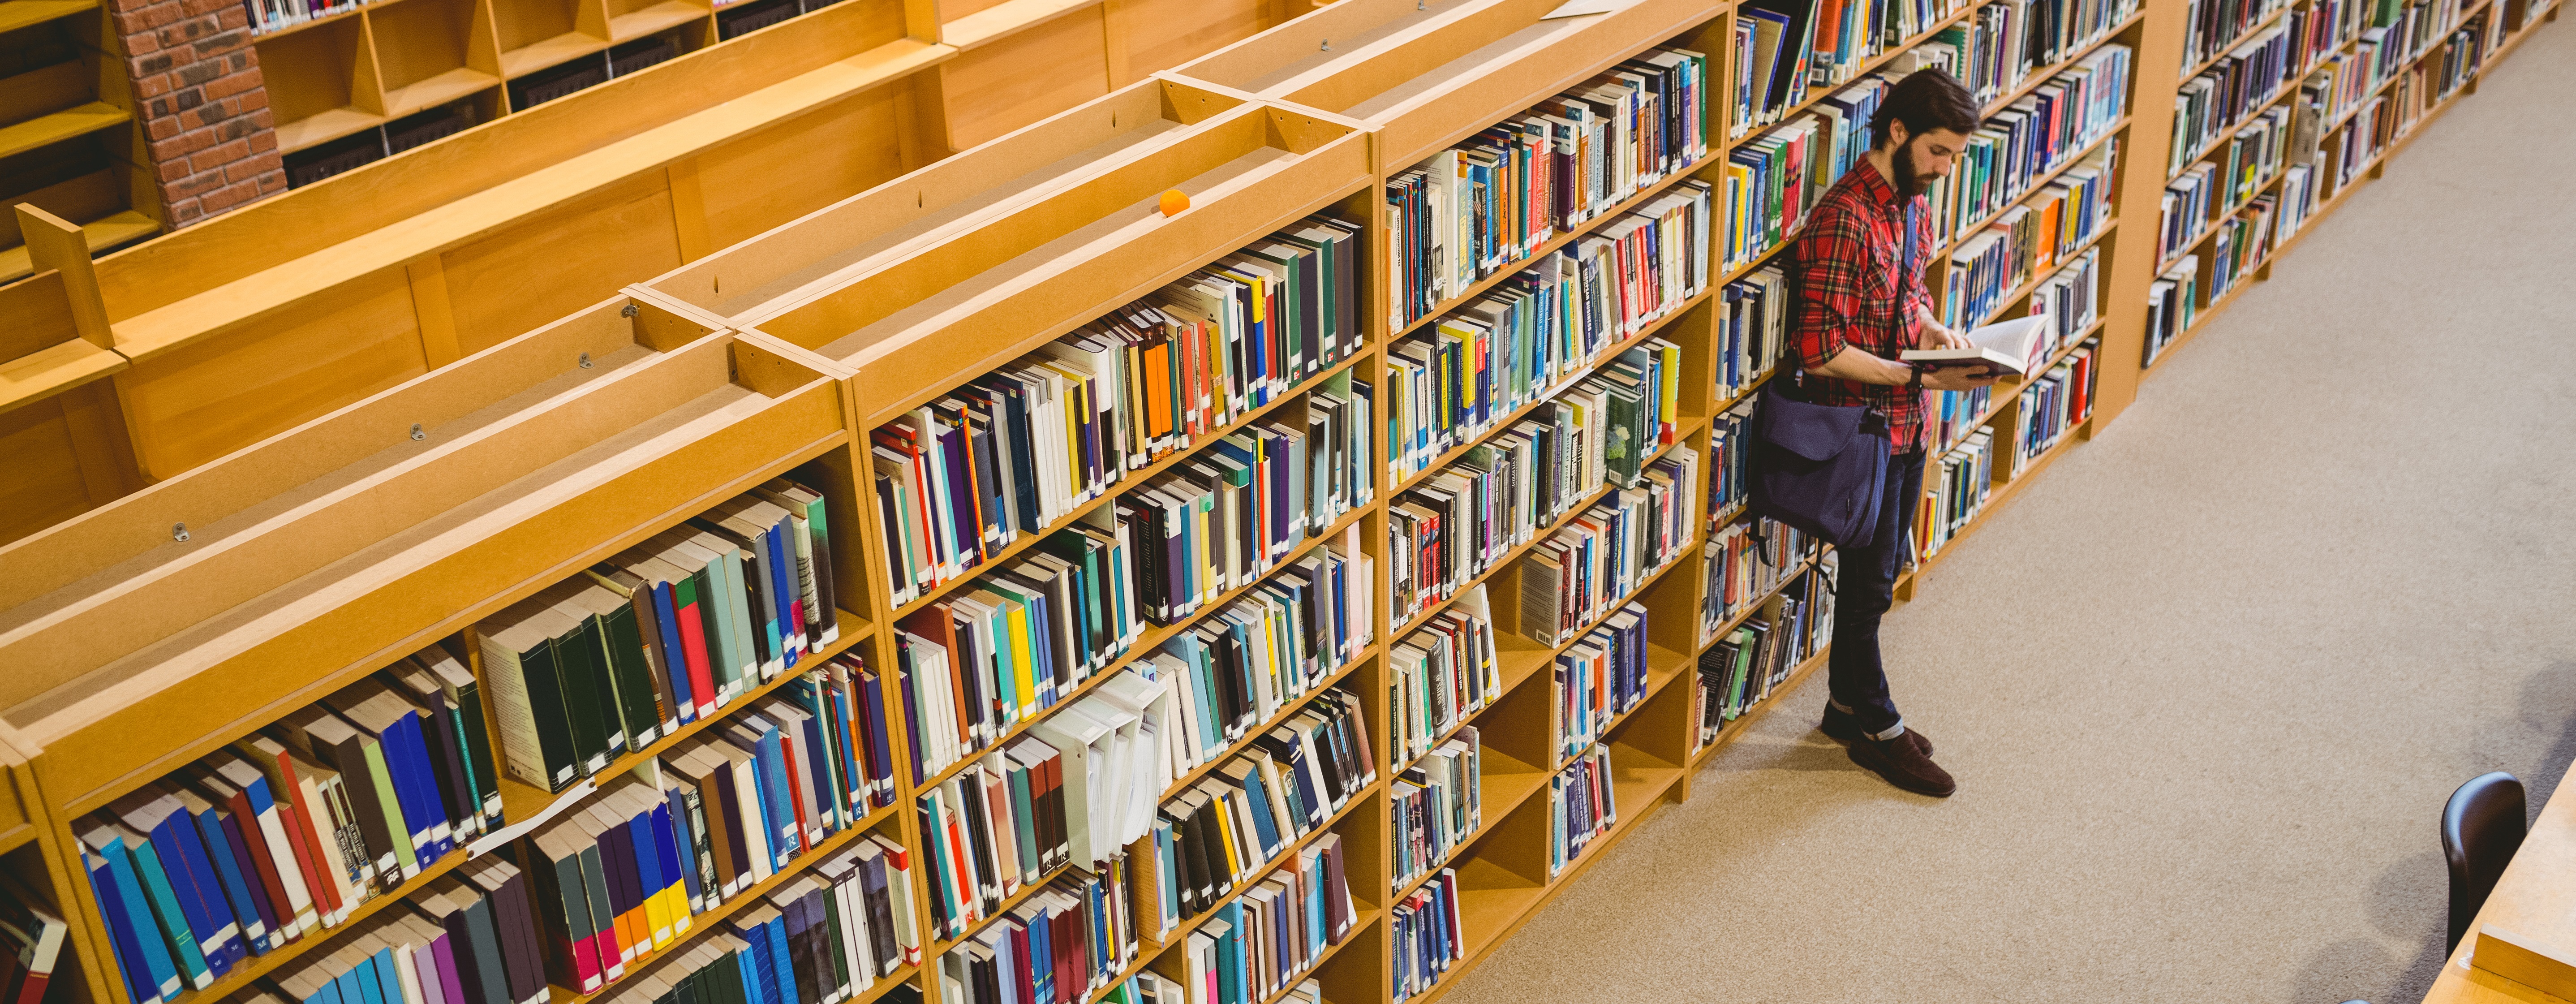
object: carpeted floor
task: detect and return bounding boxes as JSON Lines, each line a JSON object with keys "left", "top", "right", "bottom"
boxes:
{"left": 1434, "top": 21, "right": 2576, "bottom": 1004}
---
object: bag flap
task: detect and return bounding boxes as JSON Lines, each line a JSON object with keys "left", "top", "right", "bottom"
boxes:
{"left": 1755, "top": 393, "right": 1867, "bottom": 462}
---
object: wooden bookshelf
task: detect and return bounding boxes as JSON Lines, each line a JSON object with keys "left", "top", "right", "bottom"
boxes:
{"left": 0, "top": 0, "right": 2558, "bottom": 1002}
{"left": 0, "top": 6, "right": 161, "bottom": 293}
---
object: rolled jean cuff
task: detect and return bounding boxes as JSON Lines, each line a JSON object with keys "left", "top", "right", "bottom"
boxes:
{"left": 1870, "top": 719, "right": 1907, "bottom": 742}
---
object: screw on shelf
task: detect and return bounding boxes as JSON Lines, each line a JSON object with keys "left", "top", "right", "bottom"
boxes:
{"left": 1320, "top": 38, "right": 1331, "bottom": 50}
{"left": 621, "top": 303, "right": 640, "bottom": 318}
{"left": 580, "top": 352, "right": 594, "bottom": 368}
{"left": 412, "top": 423, "right": 426, "bottom": 441}
{"left": 172, "top": 523, "right": 189, "bottom": 542}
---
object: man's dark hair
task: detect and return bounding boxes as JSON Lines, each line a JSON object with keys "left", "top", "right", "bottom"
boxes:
{"left": 1870, "top": 69, "right": 1981, "bottom": 148}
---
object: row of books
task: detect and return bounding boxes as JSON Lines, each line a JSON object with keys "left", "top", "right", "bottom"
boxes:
{"left": 1924, "top": 45, "right": 2132, "bottom": 246}
{"left": 1930, "top": 380, "right": 1995, "bottom": 455}
{"left": 1546, "top": 745, "right": 1618, "bottom": 878}
{"left": 1706, "top": 400, "right": 1755, "bottom": 524}
{"left": 1940, "top": 144, "right": 2114, "bottom": 329}
{"left": 1141, "top": 539, "right": 1375, "bottom": 782}
{"left": 1729, "top": 0, "right": 1976, "bottom": 137}
{"left": 1555, "top": 605, "right": 1653, "bottom": 757}
{"left": 82, "top": 655, "right": 508, "bottom": 1004}
{"left": 0, "top": 875, "right": 66, "bottom": 1004}
{"left": 870, "top": 216, "right": 1363, "bottom": 607}
{"left": 1175, "top": 839, "right": 1353, "bottom": 1004}
{"left": 891, "top": 529, "right": 1145, "bottom": 785}
{"left": 1389, "top": 590, "right": 1500, "bottom": 767}
{"left": 2008, "top": 340, "right": 2101, "bottom": 472}
{"left": 1721, "top": 70, "right": 1886, "bottom": 270}
{"left": 258, "top": 859, "right": 540, "bottom": 1004}
{"left": 2161, "top": 164, "right": 2221, "bottom": 263}
{"left": 1389, "top": 870, "right": 1462, "bottom": 1002}
{"left": 890, "top": 439, "right": 1372, "bottom": 785}
{"left": 1920, "top": 428, "right": 1997, "bottom": 558}
{"left": 529, "top": 680, "right": 908, "bottom": 996}
{"left": 2202, "top": 193, "right": 2276, "bottom": 303}
{"left": 1715, "top": 267, "right": 1793, "bottom": 404}
{"left": 585, "top": 853, "right": 922, "bottom": 1004}
{"left": 1385, "top": 48, "right": 1710, "bottom": 328}
{"left": 2180, "top": 0, "right": 2291, "bottom": 72}
{"left": 938, "top": 864, "right": 1140, "bottom": 1004}
{"left": 2142, "top": 259, "right": 2201, "bottom": 367}
{"left": 2288, "top": 0, "right": 2370, "bottom": 71}
{"left": 916, "top": 691, "right": 1146, "bottom": 940}
{"left": 1389, "top": 388, "right": 1604, "bottom": 624}
{"left": 2168, "top": 25, "right": 2294, "bottom": 176}
{"left": 243, "top": 0, "right": 361, "bottom": 35}
{"left": 1519, "top": 448, "right": 1700, "bottom": 647}
{"left": 482, "top": 478, "right": 846, "bottom": 793}
{"left": 2031, "top": 246, "right": 2107, "bottom": 354}
{"left": 1391, "top": 728, "right": 1480, "bottom": 893}
{"left": 1699, "top": 517, "right": 1815, "bottom": 644}
{"left": 1390, "top": 335, "right": 1678, "bottom": 617}
{"left": 1111, "top": 388, "right": 1375, "bottom": 621}
{"left": 1385, "top": 183, "right": 1709, "bottom": 483}
{"left": 1694, "top": 562, "right": 1837, "bottom": 745}
{"left": 2220, "top": 103, "right": 2292, "bottom": 211}
{"left": 1148, "top": 694, "right": 1373, "bottom": 930}
{"left": 1905, "top": 0, "right": 2139, "bottom": 110}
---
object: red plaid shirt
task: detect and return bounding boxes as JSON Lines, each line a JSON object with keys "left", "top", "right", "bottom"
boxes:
{"left": 1790, "top": 161, "right": 1935, "bottom": 454}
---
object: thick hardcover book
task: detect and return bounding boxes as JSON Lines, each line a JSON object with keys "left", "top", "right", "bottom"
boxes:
{"left": 474, "top": 601, "right": 585, "bottom": 792}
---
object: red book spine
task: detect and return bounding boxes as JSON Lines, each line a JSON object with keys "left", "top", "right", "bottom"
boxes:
{"left": 673, "top": 593, "right": 718, "bottom": 720}
{"left": 224, "top": 789, "right": 301, "bottom": 941}
{"left": 270, "top": 754, "right": 346, "bottom": 922}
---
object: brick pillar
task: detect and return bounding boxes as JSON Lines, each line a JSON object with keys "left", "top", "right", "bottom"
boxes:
{"left": 108, "top": 0, "right": 288, "bottom": 227}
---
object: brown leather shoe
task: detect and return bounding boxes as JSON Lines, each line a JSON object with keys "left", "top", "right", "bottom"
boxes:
{"left": 1848, "top": 732, "right": 1957, "bottom": 797}
{"left": 1819, "top": 706, "right": 1933, "bottom": 756}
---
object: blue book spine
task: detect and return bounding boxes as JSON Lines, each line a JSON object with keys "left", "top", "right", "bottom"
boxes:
{"left": 403, "top": 713, "right": 458, "bottom": 860}
{"left": 122, "top": 835, "right": 212, "bottom": 988}
{"left": 652, "top": 582, "right": 695, "bottom": 722}
{"left": 740, "top": 920, "right": 778, "bottom": 1004}
{"left": 148, "top": 814, "right": 241, "bottom": 976}
{"left": 84, "top": 848, "right": 163, "bottom": 1004}
{"left": 188, "top": 810, "right": 271, "bottom": 952}
{"left": 753, "top": 729, "right": 796, "bottom": 867}
{"left": 793, "top": 711, "right": 838, "bottom": 832}
{"left": 764, "top": 526, "right": 800, "bottom": 665}
{"left": 331, "top": 966, "right": 368, "bottom": 1004}
{"left": 366, "top": 948, "right": 402, "bottom": 1004}
{"left": 306, "top": 971, "right": 343, "bottom": 1004}
{"left": 761, "top": 918, "right": 797, "bottom": 1004}
{"left": 94, "top": 839, "right": 183, "bottom": 1001}
{"left": 347, "top": 953, "right": 387, "bottom": 1004}
{"left": 623, "top": 814, "right": 662, "bottom": 939}
{"left": 648, "top": 804, "right": 685, "bottom": 911}
{"left": 731, "top": 942, "right": 763, "bottom": 1004}
{"left": 387, "top": 714, "right": 450, "bottom": 861}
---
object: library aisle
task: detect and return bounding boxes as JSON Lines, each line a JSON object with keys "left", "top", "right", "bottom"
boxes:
{"left": 1434, "top": 20, "right": 2576, "bottom": 1004}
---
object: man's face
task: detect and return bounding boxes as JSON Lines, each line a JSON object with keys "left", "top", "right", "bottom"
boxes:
{"left": 1891, "top": 126, "right": 1970, "bottom": 198}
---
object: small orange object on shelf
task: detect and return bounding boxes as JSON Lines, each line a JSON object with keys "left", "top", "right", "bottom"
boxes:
{"left": 1159, "top": 189, "right": 1190, "bottom": 216}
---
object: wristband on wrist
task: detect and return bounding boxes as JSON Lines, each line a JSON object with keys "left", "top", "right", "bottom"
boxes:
{"left": 1905, "top": 363, "right": 1924, "bottom": 390}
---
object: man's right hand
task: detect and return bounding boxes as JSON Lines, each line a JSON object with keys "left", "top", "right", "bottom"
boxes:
{"left": 1921, "top": 365, "right": 2000, "bottom": 392}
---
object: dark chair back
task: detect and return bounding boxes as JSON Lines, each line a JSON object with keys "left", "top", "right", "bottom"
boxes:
{"left": 2443, "top": 771, "right": 2528, "bottom": 952}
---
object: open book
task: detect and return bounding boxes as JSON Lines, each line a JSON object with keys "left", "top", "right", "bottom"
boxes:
{"left": 1901, "top": 315, "right": 2051, "bottom": 376}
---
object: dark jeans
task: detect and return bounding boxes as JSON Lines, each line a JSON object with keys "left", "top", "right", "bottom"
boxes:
{"left": 1828, "top": 448, "right": 1926, "bottom": 736}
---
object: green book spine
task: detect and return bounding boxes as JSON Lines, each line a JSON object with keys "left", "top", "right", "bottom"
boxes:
{"left": 360, "top": 741, "right": 420, "bottom": 877}
{"left": 518, "top": 639, "right": 582, "bottom": 792}
{"left": 551, "top": 622, "right": 613, "bottom": 774}
{"left": 691, "top": 564, "right": 742, "bottom": 705}
{"left": 599, "top": 603, "right": 662, "bottom": 750}
{"left": 720, "top": 550, "right": 763, "bottom": 682}
{"left": 799, "top": 500, "right": 839, "bottom": 644}
{"left": 125, "top": 836, "right": 212, "bottom": 989}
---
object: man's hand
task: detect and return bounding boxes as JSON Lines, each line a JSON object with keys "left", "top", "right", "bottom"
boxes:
{"left": 1921, "top": 365, "right": 1999, "bottom": 391}
{"left": 1917, "top": 314, "right": 1970, "bottom": 350}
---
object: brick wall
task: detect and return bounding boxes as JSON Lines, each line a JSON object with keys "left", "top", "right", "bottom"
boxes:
{"left": 108, "top": 0, "right": 287, "bottom": 226}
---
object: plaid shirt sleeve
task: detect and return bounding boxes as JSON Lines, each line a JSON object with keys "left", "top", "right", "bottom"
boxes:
{"left": 1790, "top": 200, "right": 1877, "bottom": 371}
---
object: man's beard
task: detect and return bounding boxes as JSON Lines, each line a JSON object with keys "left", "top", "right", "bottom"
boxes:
{"left": 1892, "top": 140, "right": 1924, "bottom": 199}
